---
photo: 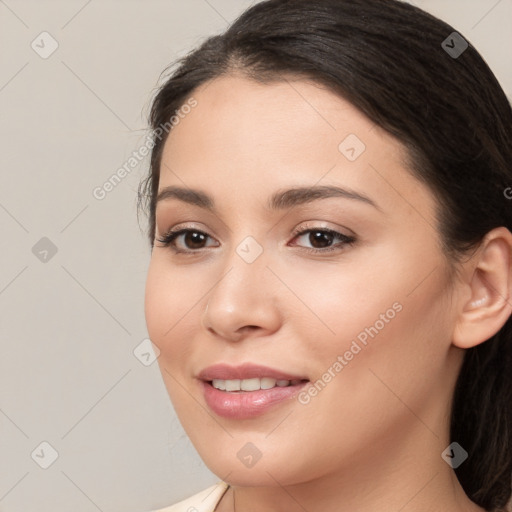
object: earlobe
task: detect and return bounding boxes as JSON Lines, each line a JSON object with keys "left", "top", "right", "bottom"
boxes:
{"left": 452, "top": 227, "right": 512, "bottom": 350}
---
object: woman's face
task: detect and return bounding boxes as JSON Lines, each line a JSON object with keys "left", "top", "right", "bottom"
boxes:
{"left": 145, "top": 74, "right": 463, "bottom": 487}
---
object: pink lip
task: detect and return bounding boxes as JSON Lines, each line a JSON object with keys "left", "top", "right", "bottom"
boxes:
{"left": 201, "top": 380, "right": 309, "bottom": 419}
{"left": 197, "top": 363, "right": 309, "bottom": 420}
{"left": 197, "top": 362, "right": 308, "bottom": 381}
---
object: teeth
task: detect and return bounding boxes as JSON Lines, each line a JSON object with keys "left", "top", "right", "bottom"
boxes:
{"left": 212, "top": 379, "right": 227, "bottom": 391}
{"left": 261, "top": 377, "right": 277, "bottom": 389}
{"left": 242, "top": 378, "right": 261, "bottom": 391}
{"left": 211, "top": 377, "right": 298, "bottom": 391}
{"left": 225, "top": 379, "right": 241, "bottom": 392}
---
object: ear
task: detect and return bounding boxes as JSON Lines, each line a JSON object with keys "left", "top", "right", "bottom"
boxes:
{"left": 452, "top": 226, "right": 512, "bottom": 349}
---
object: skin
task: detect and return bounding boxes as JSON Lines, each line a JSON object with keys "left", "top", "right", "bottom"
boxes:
{"left": 144, "top": 74, "right": 512, "bottom": 512}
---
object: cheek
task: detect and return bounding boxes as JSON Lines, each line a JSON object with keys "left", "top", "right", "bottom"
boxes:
{"left": 283, "top": 257, "right": 404, "bottom": 365}
{"left": 145, "top": 261, "right": 198, "bottom": 414}
{"left": 299, "top": 246, "right": 451, "bottom": 402}
{"left": 288, "top": 289, "right": 449, "bottom": 478}
{"left": 312, "top": 268, "right": 453, "bottom": 435}
{"left": 144, "top": 261, "right": 168, "bottom": 343}
{"left": 145, "top": 255, "right": 212, "bottom": 378}
{"left": 144, "top": 257, "right": 190, "bottom": 351}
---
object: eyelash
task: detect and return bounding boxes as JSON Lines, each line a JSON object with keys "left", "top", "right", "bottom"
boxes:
{"left": 156, "top": 224, "right": 356, "bottom": 255}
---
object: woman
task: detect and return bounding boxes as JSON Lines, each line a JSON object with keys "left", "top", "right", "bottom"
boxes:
{"left": 138, "top": 0, "right": 512, "bottom": 510}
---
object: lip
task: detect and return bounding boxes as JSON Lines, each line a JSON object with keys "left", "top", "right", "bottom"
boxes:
{"left": 197, "top": 363, "right": 309, "bottom": 420}
{"left": 197, "top": 362, "right": 308, "bottom": 381}
{"left": 201, "top": 380, "right": 309, "bottom": 419}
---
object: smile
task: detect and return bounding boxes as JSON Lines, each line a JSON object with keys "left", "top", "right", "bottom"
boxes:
{"left": 211, "top": 377, "right": 305, "bottom": 392}
{"left": 198, "top": 362, "right": 310, "bottom": 419}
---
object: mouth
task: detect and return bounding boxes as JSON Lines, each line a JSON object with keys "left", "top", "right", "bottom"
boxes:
{"left": 197, "top": 362, "right": 308, "bottom": 382}
{"left": 198, "top": 363, "right": 310, "bottom": 419}
{"left": 207, "top": 377, "right": 308, "bottom": 392}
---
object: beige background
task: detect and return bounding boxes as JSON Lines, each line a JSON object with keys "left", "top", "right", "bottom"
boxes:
{"left": 0, "top": 1, "right": 510, "bottom": 511}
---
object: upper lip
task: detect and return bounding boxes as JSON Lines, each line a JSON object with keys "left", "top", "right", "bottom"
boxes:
{"left": 197, "top": 363, "right": 308, "bottom": 382}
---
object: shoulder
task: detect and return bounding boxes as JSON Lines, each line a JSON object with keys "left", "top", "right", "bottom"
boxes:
{"left": 149, "top": 481, "right": 230, "bottom": 512}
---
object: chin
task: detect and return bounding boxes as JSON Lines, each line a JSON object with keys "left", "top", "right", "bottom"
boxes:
{"left": 198, "top": 446, "right": 313, "bottom": 488}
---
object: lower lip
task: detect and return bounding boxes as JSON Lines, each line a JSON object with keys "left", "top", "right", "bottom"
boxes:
{"left": 201, "top": 380, "right": 309, "bottom": 419}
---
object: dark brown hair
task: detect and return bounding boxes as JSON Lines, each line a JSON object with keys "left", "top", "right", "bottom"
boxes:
{"left": 138, "top": 1, "right": 512, "bottom": 509}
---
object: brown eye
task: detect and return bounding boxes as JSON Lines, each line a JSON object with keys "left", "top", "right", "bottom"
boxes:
{"left": 156, "top": 229, "right": 217, "bottom": 252}
{"left": 308, "top": 230, "right": 335, "bottom": 249}
{"left": 290, "top": 227, "right": 356, "bottom": 254}
{"left": 181, "top": 231, "right": 208, "bottom": 249}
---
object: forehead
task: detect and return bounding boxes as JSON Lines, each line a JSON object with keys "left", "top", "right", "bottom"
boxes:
{"left": 158, "top": 74, "right": 438, "bottom": 227}
{"left": 163, "top": 74, "right": 377, "bottom": 161}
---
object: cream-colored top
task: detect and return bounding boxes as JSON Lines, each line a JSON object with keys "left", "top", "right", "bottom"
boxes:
{"left": 150, "top": 481, "right": 230, "bottom": 512}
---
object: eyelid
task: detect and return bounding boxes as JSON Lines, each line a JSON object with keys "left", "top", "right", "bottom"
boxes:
{"left": 288, "top": 223, "right": 356, "bottom": 254}
{"left": 156, "top": 222, "right": 211, "bottom": 241}
{"left": 156, "top": 221, "right": 357, "bottom": 255}
{"left": 157, "top": 220, "right": 353, "bottom": 240}
{"left": 155, "top": 223, "right": 218, "bottom": 251}
{"left": 289, "top": 220, "right": 355, "bottom": 239}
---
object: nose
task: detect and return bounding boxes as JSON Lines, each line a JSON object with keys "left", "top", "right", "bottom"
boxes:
{"left": 201, "top": 247, "right": 282, "bottom": 342}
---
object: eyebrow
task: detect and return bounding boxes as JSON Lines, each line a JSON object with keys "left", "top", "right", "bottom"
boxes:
{"left": 156, "top": 185, "right": 382, "bottom": 212}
